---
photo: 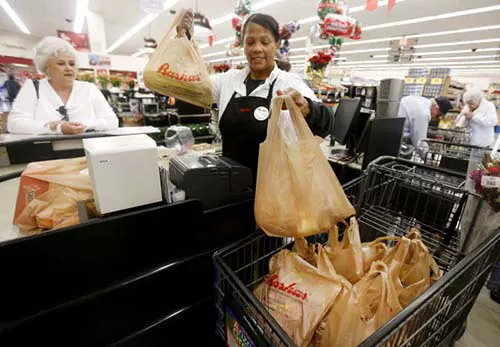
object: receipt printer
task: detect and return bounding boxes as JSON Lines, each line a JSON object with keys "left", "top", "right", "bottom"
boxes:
{"left": 169, "top": 154, "right": 252, "bottom": 208}
{"left": 84, "top": 134, "right": 162, "bottom": 214}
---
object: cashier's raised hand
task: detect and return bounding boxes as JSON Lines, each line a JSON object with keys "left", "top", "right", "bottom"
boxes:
{"left": 176, "top": 9, "right": 194, "bottom": 38}
{"left": 277, "top": 88, "right": 311, "bottom": 118}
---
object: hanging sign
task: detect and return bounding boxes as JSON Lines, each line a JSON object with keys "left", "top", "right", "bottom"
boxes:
{"left": 430, "top": 78, "right": 443, "bottom": 85}
{"left": 404, "top": 77, "right": 415, "bottom": 84}
{"left": 416, "top": 77, "right": 427, "bottom": 85}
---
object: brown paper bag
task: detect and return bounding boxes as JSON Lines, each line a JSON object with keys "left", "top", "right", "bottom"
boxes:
{"left": 144, "top": 9, "right": 213, "bottom": 108}
{"left": 254, "top": 247, "right": 342, "bottom": 347}
{"left": 254, "top": 95, "right": 355, "bottom": 238}
{"left": 14, "top": 157, "right": 93, "bottom": 233}
{"left": 398, "top": 229, "right": 442, "bottom": 307}
{"left": 325, "top": 217, "right": 364, "bottom": 283}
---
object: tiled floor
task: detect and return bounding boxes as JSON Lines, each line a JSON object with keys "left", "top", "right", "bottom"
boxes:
{"left": 457, "top": 288, "right": 500, "bottom": 347}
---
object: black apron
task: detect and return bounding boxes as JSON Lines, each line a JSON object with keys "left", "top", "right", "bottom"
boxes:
{"left": 219, "top": 78, "right": 278, "bottom": 179}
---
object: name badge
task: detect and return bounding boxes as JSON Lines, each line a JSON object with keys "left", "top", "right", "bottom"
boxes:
{"left": 254, "top": 106, "right": 269, "bottom": 121}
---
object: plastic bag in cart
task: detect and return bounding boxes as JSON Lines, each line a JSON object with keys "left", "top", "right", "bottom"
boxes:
{"left": 253, "top": 247, "right": 343, "bottom": 347}
{"left": 254, "top": 95, "right": 355, "bottom": 238}
{"left": 144, "top": 9, "right": 213, "bottom": 109}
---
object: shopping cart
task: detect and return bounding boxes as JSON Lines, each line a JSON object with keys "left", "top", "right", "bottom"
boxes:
{"left": 213, "top": 157, "right": 500, "bottom": 347}
{"left": 427, "top": 127, "right": 471, "bottom": 145}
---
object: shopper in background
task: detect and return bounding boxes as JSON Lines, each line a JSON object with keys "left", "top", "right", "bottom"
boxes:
{"left": 458, "top": 89, "right": 497, "bottom": 147}
{"left": 398, "top": 95, "right": 452, "bottom": 158}
{"left": 7, "top": 36, "right": 118, "bottom": 135}
{"left": 3, "top": 74, "right": 21, "bottom": 104}
{"left": 178, "top": 11, "right": 332, "bottom": 176}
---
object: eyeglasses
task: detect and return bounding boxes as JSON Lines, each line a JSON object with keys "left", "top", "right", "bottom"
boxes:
{"left": 57, "top": 106, "right": 69, "bottom": 121}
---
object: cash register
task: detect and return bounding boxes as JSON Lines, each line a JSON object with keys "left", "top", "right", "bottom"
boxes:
{"left": 169, "top": 154, "right": 253, "bottom": 209}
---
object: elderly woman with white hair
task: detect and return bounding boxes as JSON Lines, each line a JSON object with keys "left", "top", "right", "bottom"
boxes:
{"left": 458, "top": 89, "right": 498, "bottom": 147}
{"left": 7, "top": 36, "right": 118, "bottom": 134}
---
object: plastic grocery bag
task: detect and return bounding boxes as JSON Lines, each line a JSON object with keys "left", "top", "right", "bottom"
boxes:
{"left": 13, "top": 157, "right": 93, "bottom": 233}
{"left": 325, "top": 217, "right": 364, "bottom": 284}
{"left": 398, "top": 229, "right": 441, "bottom": 307}
{"left": 255, "top": 95, "right": 355, "bottom": 238}
{"left": 144, "top": 9, "right": 213, "bottom": 109}
{"left": 293, "top": 237, "right": 318, "bottom": 266}
{"left": 253, "top": 247, "right": 343, "bottom": 347}
{"left": 361, "top": 239, "right": 387, "bottom": 273}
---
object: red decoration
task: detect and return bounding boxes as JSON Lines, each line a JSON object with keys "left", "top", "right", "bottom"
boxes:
{"left": 322, "top": 13, "right": 354, "bottom": 37}
{"left": 388, "top": 0, "right": 396, "bottom": 12}
{"left": 365, "top": 0, "right": 378, "bottom": 11}
{"left": 308, "top": 51, "right": 333, "bottom": 71}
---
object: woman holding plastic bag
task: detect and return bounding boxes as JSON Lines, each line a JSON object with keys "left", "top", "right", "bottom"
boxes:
{"left": 165, "top": 11, "right": 333, "bottom": 178}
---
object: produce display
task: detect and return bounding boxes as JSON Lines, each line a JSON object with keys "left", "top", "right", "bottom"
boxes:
{"left": 254, "top": 218, "right": 441, "bottom": 347}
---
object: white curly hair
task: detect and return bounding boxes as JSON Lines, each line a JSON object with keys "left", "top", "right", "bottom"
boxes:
{"left": 463, "top": 89, "right": 484, "bottom": 105}
{"left": 33, "top": 36, "right": 78, "bottom": 74}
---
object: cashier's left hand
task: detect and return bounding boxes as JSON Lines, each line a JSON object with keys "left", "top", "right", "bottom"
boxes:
{"left": 277, "top": 88, "right": 311, "bottom": 118}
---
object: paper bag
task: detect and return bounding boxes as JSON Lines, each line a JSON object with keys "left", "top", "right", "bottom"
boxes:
{"left": 325, "top": 217, "right": 364, "bottom": 283}
{"left": 144, "top": 9, "right": 213, "bottom": 108}
{"left": 254, "top": 248, "right": 342, "bottom": 347}
{"left": 255, "top": 95, "right": 354, "bottom": 238}
{"left": 13, "top": 157, "right": 93, "bottom": 233}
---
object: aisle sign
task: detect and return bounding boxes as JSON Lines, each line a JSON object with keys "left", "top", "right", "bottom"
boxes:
{"left": 404, "top": 77, "right": 415, "bottom": 84}
{"left": 482, "top": 176, "right": 500, "bottom": 188}
{"left": 430, "top": 78, "right": 443, "bottom": 85}
{"left": 416, "top": 77, "right": 427, "bottom": 85}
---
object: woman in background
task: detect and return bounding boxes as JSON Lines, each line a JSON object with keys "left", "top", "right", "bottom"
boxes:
{"left": 458, "top": 89, "right": 497, "bottom": 147}
{"left": 8, "top": 36, "right": 118, "bottom": 135}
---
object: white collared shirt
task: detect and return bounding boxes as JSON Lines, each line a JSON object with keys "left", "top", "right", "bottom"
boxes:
{"left": 459, "top": 99, "right": 497, "bottom": 147}
{"left": 210, "top": 65, "right": 318, "bottom": 118}
{"left": 7, "top": 79, "right": 118, "bottom": 134}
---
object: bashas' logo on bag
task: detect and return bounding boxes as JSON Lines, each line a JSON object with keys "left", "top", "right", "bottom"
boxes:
{"left": 266, "top": 274, "right": 308, "bottom": 300}
{"left": 157, "top": 63, "right": 202, "bottom": 82}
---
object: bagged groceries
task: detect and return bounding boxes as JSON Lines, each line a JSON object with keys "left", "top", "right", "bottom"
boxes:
{"left": 325, "top": 217, "right": 364, "bottom": 283}
{"left": 254, "top": 95, "right": 355, "bottom": 238}
{"left": 254, "top": 220, "right": 442, "bottom": 347}
{"left": 253, "top": 247, "right": 343, "bottom": 347}
{"left": 144, "top": 9, "right": 213, "bottom": 109}
{"left": 13, "top": 157, "right": 93, "bottom": 233}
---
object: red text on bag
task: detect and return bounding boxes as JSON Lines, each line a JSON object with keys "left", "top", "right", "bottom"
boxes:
{"left": 157, "top": 63, "right": 202, "bottom": 82}
{"left": 266, "top": 274, "right": 308, "bottom": 300}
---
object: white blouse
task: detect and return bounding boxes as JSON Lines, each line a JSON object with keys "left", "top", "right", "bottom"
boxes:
{"left": 7, "top": 79, "right": 118, "bottom": 134}
{"left": 458, "top": 99, "right": 497, "bottom": 147}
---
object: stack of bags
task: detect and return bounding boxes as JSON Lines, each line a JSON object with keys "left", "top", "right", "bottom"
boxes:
{"left": 253, "top": 218, "right": 442, "bottom": 347}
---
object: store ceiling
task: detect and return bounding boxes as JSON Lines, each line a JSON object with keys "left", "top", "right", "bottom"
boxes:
{"left": 0, "top": 0, "right": 499, "bottom": 74}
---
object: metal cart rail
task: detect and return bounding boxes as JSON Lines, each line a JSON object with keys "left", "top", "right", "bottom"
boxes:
{"left": 427, "top": 127, "right": 471, "bottom": 145}
{"left": 213, "top": 157, "right": 499, "bottom": 347}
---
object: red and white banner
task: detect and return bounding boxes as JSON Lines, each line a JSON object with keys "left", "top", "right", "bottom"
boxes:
{"left": 57, "top": 30, "right": 90, "bottom": 52}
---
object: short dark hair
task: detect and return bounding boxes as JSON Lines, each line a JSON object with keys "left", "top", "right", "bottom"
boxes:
{"left": 242, "top": 13, "right": 280, "bottom": 43}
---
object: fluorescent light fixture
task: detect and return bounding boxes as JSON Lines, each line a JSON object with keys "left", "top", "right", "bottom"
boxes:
{"left": 106, "top": 0, "right": 180, "bottom": 53}
{"left": 73, "top": 0, "right": 88, "bottom": 33}
{"left": 289, "top": 36, "right": 307, "bottom": 43}
{"left": 203, "top": 51, "right": 226, "bottom": 58}
{"left": 415, "top": 55, "right": 497, "bottom": 61}
{"left": 210, "top": 0, "right": 284, "bottom": 27}
{"left": 415, "top": 38, "right": 500, "bottom": 49}
{"left": 364, "top": 5, "right": 500, "bottom": 31}
{"left": 412, "top": 47, "right": 500, "bottom": 56}
{"left": 0, "top": 0, "right": 30, "bottom": 34}
{"left": 253, "top": 0, "right": 284, "bottom": 10}
{"left": 338, "top": 63, "right": 500, "bottom": 69}
{"left": 207, "top": 56, "right": 245, "bottom": 63}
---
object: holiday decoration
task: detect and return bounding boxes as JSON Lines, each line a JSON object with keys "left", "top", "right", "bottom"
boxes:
{"left": 307, "top": 51, "right": 333, "bottom": 88}
{"left": 193, "top": 12, "right": 215, "bottom": 46}
{"left": 366, "top": 0, "right": 397, "bottom": 13}
{"left": 314, "top": 0, "right": 363, "bottom": 57}
{"left": 227, "top": 0, "right": 251, "bottom": 56}
{"left": 279, "top": 20, "right": 300, "bottom": 56}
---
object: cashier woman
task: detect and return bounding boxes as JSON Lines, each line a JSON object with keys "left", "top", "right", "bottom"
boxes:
{"left": 7, "top": 37, "right": 118, "bottom": 135}
{"left": 179, "top": 11, "right": 333, "bottom": 175}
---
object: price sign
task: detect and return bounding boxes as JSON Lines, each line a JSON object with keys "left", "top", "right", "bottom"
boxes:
{"left": 481, "top": 176, "right": 500, "bottom": 188}
{"left": 404, "top": 77, "right": 415, "bottom": 84}
{"left": 430, "top": 78, "right": 443, "bottom": 85}
{"left": 416, "top": 77, "right": 427, "bottom": 85}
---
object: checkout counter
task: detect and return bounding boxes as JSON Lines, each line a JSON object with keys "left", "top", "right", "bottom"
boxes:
{"left": 0, "top": 126, "right": 160, "bottom": 165}
{"left": 0, "top": 134, "right": 254, "bottom": 346}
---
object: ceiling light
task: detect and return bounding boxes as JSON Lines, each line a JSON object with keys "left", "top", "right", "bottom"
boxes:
{"left": 339, "top": 61, "right": 499, "bottom": 67}
{"left": 209, "top": 0, "right": 284, "bottom": 27}
{"left": 203, "top": 51, "right": 226, "bottom": 58}
{"left": 415, "top": 38, "right": 500, "bottom": 49}
{"left": 413, "top": 47, "right": 500, "bottom": 56}
{"left": 364, "top": 5, "right": 500, "bottom": 31}
{"left": 415, "top": 55, "right": 497, "bottom": 61}
{"left": 106, "top": 0, "right": 180, "bottom": 53}
{"left": 0, "top": 0, "right": 30, "bottom": 34}
{"left": 253, "top": 0, "right": 285, "bottom": 10}
{"left": 73, "top": 0, "right": 88, "bottom": 33}
{"left": 207, "top": 56, "right": 245, "bottom": 63}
